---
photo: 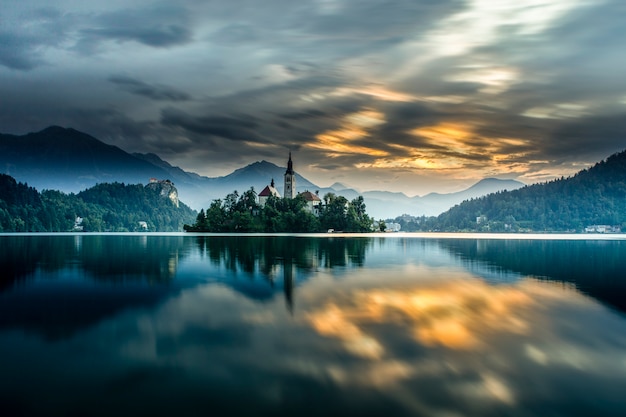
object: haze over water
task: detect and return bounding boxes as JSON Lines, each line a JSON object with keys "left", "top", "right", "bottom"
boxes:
{"left": 1, "top": 234, "right": 626, "bottom": 416}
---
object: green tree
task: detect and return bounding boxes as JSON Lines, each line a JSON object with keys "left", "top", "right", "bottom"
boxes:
{"left": 319, "top": 193, "right": 349, "bottom": 231}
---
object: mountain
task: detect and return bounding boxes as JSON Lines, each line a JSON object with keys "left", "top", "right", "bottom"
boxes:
{"left": 0, "top": 126, "right": 171, "bottom": 192}
{"left": 1, "top": 126, "right": 525, "bottom": 218}
{"left": 329, "top": 182, "right": 357, "bottom": 192}
{"left": 413, "top": 178, "right": 525, "bottom": 217}
{"left": 433, "top": 149, "right": 626, "bottom": 232}
{"left": 326, "top": 178, "right": 525, "bottom": 219}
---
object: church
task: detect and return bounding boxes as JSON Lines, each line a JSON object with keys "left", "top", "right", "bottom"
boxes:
{"left": 257, "top": 153, "right": 321, "bottom": 216}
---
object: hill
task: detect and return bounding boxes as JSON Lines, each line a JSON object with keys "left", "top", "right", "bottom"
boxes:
{"left": 0, "top": 174, "right": 195, "bottom": 232}
{"left": 432, "top": 149, "right": 626, "bottom": 232}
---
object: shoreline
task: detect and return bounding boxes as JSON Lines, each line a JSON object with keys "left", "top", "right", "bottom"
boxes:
{"left": 2, "top": 231, "right": 626, "bottom": 240}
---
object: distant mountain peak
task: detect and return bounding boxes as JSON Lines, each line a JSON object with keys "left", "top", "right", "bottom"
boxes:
{"left": 249, "top": 160, "right": 280, "bottom": 169}
{"left": 41, "top": 125, "right": 67, "bottom": 132}
{"left": 330, "top": 182, "right": 354, "bottom": 191}
{"left": 468, "top": 178, "right": 525, "bottom": 190}
{"left": 38, "top": 125, "right": 84, "bottom": 136}
{"left": 227, "top": 160, "right": 281, "bottom": 177}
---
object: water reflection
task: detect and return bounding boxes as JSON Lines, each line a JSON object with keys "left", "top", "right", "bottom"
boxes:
{"left": 0, "top": 235, "right": 189, "bottom": 339}
{"left": 2, "top": 235, "right": 626, "bottom": 324}
{"left": 438, "top": 239, "right": 626, "bottom": 312}
{"left": 0, "top": 235, "right": 185, "bottom": 288}
{"left": 1, "top": 235, "right": 626, "bottom": 416}
{"left": 193, "top": 236, "right": 371, "bottom": 309}
{"left": 0, "top": 235, "right": 373, "bottom": 339}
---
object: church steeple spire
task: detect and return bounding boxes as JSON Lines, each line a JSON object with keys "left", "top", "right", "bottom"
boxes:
{"left": 284, "top": 152, "right": 296, "bottom": 199}
{"left": 286, "top": 152, "right": 294, "bottom": 175}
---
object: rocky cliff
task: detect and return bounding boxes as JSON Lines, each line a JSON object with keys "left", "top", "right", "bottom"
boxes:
{"left": 146, "top": 179, "right": 179, "bottom": 208}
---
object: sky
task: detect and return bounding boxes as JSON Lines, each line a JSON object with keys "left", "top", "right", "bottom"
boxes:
{"left": 1, "top": 0, "right": 626, "bottom": 195}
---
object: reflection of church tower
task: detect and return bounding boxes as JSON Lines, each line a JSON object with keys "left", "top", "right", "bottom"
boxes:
{"left": 284, "top": 152, "right": 296, "bottom": 199}
{"left": 283, "top": 259, "right": 294, "bottom": 314}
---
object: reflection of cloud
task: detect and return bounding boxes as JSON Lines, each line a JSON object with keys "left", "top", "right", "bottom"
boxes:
{"left": 308, "top": 304, "right": 384, "bottom": 358}
{"left": 308, "top": 278, "right": 538, "bottom": 352}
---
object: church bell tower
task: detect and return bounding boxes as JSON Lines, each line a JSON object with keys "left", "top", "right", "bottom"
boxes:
{"left": 284, "top": 152, "right": 296, "bottom": 199}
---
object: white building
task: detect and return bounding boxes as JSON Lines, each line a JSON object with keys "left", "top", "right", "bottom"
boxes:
{"left": 300, "top": 190, "right": 322, "bottom": 216}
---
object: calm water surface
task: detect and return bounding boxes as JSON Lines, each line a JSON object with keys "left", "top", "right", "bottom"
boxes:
{"left": 1, "top": 234, "right": 626, "bottom": 417}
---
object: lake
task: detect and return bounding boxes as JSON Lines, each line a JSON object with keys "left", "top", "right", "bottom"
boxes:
{"left": 1, "top": 233, "right": 626, "bottom": 417}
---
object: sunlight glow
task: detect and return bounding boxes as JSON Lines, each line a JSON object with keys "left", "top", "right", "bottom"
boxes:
{"left": 309, "top": 109, "right": 388, "bottom": 157}
{"left": 331, "top": 86, "right": 416, "bottom": 102}
{"left": 410, "top": 123, "right": 474, "bottom": 153}
{"left": 522, "top": 103, "right": 588, "bottom": 119}
{"left": 350, "top": 122, "right": 537, "bottom": 177}
{"left": 447, "top": 66, "right": 519, "bottom": 94}
{"left": 427, "top": 0, "right": 588, "bottom": 58}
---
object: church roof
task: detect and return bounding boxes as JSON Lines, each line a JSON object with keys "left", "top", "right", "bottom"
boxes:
{"left": 259, "top": 184, "right": 280, "bottom": 197}
{"left": 300, "top": 191, "right": 321, "bottom": 201}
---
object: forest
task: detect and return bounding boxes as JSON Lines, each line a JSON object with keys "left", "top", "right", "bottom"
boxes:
{"left": 0, "top": 174, "right": 196, "bottom": 232}
{"left": 184, "top": 188, "right": 375, "bottom": 233}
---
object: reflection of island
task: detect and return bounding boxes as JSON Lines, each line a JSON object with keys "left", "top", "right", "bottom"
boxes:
{"left": 438, "top": 239, "right": 626, "bottom": 313}
{"left": 0, "top": 235, "right": 373, "bottom": 340}
{"left": 193, "top": 236, "right": 372, "bottom": 310}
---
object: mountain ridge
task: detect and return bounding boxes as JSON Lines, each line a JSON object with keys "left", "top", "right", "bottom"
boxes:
{"left": 2, "top": 126, "right": 526, "bottom": 218}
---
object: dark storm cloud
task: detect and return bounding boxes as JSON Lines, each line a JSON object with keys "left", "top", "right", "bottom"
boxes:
{"left": 0, "top": 7, "right": 69, "bottom": 70}
{"left": 543, "top": 114, "right": 626, "bottom": 162}
{"left": 160, "top": 108, "right": 262, "bottom": 143}
{"left": 75, "top": 4, "right": 192, "bottom": 52}
{"left": 203, "top": 0, "right": 464, "bottom": 61}
{"left": 109, "top": 76, "right": 192, "bottom": 101}
{"left": 302, "top": 0, "right": 463, "bottom": 39}
{"left": 0, "top": 32, "right": 44, "bottom": 70}
{"left": 280, "top": 109, "right": 329, "bottom": 120}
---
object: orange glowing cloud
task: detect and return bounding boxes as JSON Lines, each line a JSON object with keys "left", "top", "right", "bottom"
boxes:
{"left": 308, "top": 108, "right": 388, "bottom": 157}
{"left": 356, "top": 121, "right": 535, "bottom": 177}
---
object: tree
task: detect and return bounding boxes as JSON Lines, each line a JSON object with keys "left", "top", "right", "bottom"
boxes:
{"left": 319, "top": 193, "right": 349, "bottom": 231}
{"left": 347, "top": 196, "right": 372, "bottom": 232}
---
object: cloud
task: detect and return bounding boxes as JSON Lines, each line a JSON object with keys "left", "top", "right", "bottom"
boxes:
{"left": 109, "top": 75, "right": 192, "bottom": 101}
{"left": 76, "top": 5, "right": 193, "bottom": 51}
{"left": 0, "top": 7, "right": 70, "bottom": 70}
{"left": 160, "top": 107, "right": 261, "bottom": 142}
{"left": 0, "top": 32, "right": 45, "bottom": 71}
{"left": 1, "top": 0, "right": 626, "bottom": 192}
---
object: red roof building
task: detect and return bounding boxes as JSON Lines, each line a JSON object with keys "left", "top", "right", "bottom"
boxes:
{"left": 258, "top": 179, "right": 281, "bottom": 207}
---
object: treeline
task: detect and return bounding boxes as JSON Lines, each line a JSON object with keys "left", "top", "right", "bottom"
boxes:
{"left": 393, "top": 149, "right": 626, "bottom": 232}
{"left": 0, "top": 174, "right": 196, "bottom": 232}
{"left": 184, "top": 189, "right": 374, "bottom": 233}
